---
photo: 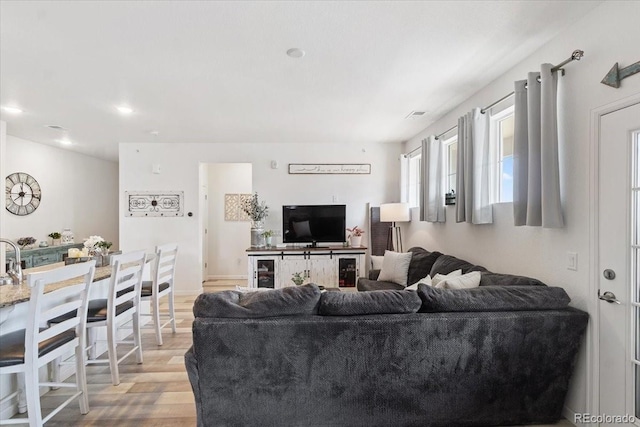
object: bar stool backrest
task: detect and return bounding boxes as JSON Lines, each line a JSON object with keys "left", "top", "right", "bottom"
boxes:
{"left": 109, "top": 251, "right": 147, "bottom": 314}
{"left": 154, "top": 243, "right": 178, "bottom": 290}
{"left": 26, "top": 261, "right": 96, "bottom": 364}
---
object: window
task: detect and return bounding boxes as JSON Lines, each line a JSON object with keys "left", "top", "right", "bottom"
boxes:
{"left": 489, "top": 105, "right": 515, "bottom": 203}
{"left": 443, "top": 135, "right": 457, "bottom": 195}
{"left": 407, "top": 153, "right": 421, "bottom": 208}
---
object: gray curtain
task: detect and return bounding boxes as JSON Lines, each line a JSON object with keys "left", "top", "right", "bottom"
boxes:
{"left": 456, "top": 108, "right": 493, "bottom": 224}
{"left": 419, "top": 136, "right": 445, "bottom": 222}
{"left": 513, "top": 63, "right": 563, "bottom": 228}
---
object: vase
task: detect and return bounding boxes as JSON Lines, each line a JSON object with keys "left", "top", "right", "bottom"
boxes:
{"left": 52, "top": 238, "right": 61, "bottom": 246}
{"left": 251, "top": 221, "right": 265, "bottom": 248}
{"left": 350, "top": 235, "right": 362, "bottom": 247}
{"left": 265, "top": 236, "right": 273, "bottom": 247}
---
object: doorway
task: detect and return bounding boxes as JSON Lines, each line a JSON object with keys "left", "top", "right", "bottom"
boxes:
{"left": 201, "top": 163, "right": 252, "bottom": 283}
{"left": 595, "top": 99, "right": 640, "bottom": 426}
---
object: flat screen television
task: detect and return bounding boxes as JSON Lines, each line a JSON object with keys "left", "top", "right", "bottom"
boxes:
{"left": 283, "top": 205, "right": 346, "bottom": 244}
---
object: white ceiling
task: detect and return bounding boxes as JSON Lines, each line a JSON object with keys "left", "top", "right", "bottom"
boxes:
{"left": 0, "top": 1, "right": 601, "bottom": 161}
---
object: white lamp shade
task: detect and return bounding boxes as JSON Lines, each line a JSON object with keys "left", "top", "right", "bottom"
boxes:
{"left": 380, "top": 203, "right": 411, "bottom": 222}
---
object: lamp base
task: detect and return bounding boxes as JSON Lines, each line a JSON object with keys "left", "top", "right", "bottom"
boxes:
{"left": 386, "top": 222, "right": 403, "bottom": 252}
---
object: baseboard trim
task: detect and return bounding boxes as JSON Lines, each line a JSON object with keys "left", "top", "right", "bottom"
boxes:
{"left": 563, "top": 404, "right": 583, "bottom": 427}
{"left": 206, "top": 275, "right": 247, "bottom": 281}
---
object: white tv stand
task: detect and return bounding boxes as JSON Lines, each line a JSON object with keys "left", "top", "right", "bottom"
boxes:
{"left": 246, "top": 246, "right": 366, "bottom": 289}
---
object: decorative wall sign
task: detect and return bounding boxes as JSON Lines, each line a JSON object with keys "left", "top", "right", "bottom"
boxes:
{"left": 224, "top": 193, "right": 252, "bottom": 221}
{"left": 288, "top": 164, "right": 371, "bottom": 175}
{"left": 601, "top": 60, "right": 640, "bottom": 88}
{"left": 126, "top": 191, "right": 184, "bottom": 217}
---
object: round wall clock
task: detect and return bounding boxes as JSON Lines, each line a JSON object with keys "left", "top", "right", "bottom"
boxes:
{"left": 5, "top": 172, "right": 42, "bottom": 216}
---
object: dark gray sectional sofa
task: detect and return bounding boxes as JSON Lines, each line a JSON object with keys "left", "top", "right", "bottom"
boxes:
{"left": 358, "top": 247, "right": 547, "bottom": 291}
{"left": 186, "top": 260, "right": 588, "bottom": 427}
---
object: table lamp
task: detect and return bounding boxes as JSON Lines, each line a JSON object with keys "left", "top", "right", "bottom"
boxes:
{"left": 380, "top": 203, "right": 411, "bottom": 252}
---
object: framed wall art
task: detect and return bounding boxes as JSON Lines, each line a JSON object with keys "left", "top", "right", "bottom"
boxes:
{"left": 125, "top": 191, "right": 184, "bottom": 217}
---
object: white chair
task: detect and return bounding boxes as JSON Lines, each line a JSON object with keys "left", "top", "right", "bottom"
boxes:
{"left": 140, "top": 243, "right": 178, "bottom": 346}
{"left": 85, "top": 250, "right": 146, "bottom": 386}
{"left": 0, "top": 261, "right": 95, "bottom": 426}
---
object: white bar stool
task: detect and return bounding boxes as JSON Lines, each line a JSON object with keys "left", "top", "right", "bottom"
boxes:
{"left": 140, "top": 243, "right": 178, "bottom": 346}
{"left": 0, "top": 261, "right": 95, "bottom": 426}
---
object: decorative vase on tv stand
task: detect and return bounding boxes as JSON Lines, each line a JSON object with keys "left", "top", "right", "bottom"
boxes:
{"left": 350, "top": 235, "right": 362, "bottom": 247}
{"left": 251, "top": 221, "right": 265, "bottom": 248}
{"left": 61, "top": 228, "right": 74, "bottom": 244}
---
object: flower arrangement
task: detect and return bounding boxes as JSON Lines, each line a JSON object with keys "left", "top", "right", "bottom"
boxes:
{"left": 346, "top": 226, "right": 364, "bottom": 238}
{"left": 17, "top": 237, "right": 36, "bottom": 249}
{"left": 242, "top": 192, "right": 269, "bottom": 222}
{"left": 84, "top": 235, "right": 105, "bottom": 250}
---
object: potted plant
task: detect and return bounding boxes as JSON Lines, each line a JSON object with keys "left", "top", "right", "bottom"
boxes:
{"left": 262, "top": 230, "right": 274, "bottom": 247}
{"left": 291, "top": 272, "right": 305, "bottom": 286}
{"left": 346, "top": 226, "right": 364, "bottom": 247}
{"left": 17, "top": 237, "right": 36, "bottom": 250}
{"left": 242, "top": 193, "right": 269, "bottom": 247}
{"left": 48, "top": 232, "right": 62, "bottom": 246}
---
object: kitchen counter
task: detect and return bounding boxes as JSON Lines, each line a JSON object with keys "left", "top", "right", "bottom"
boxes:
{"left": 0, "top": 262, "right": 113, "bottom": 308}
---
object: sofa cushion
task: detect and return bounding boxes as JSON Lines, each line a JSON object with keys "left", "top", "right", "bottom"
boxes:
{"left": 193, "top": 283, "right": 321, "bottom": 318}
{"left": 417, "top": 284, "right": 571, "bottom": 312}
{"left": 319, "top": 290, "right": 422, "bottom": 315}
{"left": 429, "top": 254, "right": 488, "bottom": 276}
{"left": 357, "top": 278, "right": 405, "bottom": 292}
{"left": 406, "top": 247, "right": 443, "bottom": 285}
{"left": 480, "top": 272, "right": 547, "bottom": 287}
{"left": 435, "top": 271, "right": 482, "bottom": 290}
{"left": 378, "top": 250, "right": 413, "bottom": 286}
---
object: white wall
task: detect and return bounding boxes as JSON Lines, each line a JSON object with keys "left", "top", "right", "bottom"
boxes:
{"left": 4, "top": 135, "right": 119, "bottom": 249}
{"left": 401, "top": 1, "right": 640, "bottom": 420}
{"left": 0, "top": 121, "right": 6, "bottom": 273}
{"left": 119, "top": 142, "right": 401, "bottom": 293}
{"left": 207, "top": 163, "right": 252, "bottom": 279}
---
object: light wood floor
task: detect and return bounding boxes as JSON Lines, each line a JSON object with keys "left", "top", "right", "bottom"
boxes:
{"left": 15, "top": 279, "right": 574, "bottom": 426}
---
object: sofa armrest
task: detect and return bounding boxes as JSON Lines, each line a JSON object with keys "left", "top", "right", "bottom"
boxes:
{"left": 369, "top": 269, "right": 381, "bottom": 280}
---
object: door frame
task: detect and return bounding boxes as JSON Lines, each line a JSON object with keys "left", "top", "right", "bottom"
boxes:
{"left": 589, "top": 92, "right": 640, "bottom": 420}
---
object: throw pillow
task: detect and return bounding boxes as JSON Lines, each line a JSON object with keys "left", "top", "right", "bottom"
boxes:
{"left": 371, "top": 255, "right": 384, "bottom": 270}
{"left": 319, "top": 290, "right": 422, "bottom": 315}
{"left": 193, "top": 283, "right": 321, "bottom": 318}
{"left": 431, "top": 269, "right": 462, "bottom": 287}
{"left": 377, "top": 250, "right": 413, "bottom": 287}
{"left": 406, "top": 275, "right": 432, "bottom": 290}
{"left": 406, "top": 248, "right": 443, "bottom": 285}
{"left": 435, "top": 271, "right": 481, "bottom": 290}
{"left": 429, "top": 254, "right": 488, "bottom": 276}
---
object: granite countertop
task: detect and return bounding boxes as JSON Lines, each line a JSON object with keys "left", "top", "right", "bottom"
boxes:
{"left": 0, "top": 262, "right": 113, "bottom": 308}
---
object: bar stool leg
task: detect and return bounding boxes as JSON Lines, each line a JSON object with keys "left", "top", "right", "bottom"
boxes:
{"left": 74, "top": 344, "right": 90, "bottom": 414}
{"left": 106, "top": 319, "right": 120, "bottom": 386}
{"left": 168, "top": 290, "right": 177, "bottom": 334}
{"left": 24, "top": 366, "right": 42, "bottom": 426}
{"left": 49, "top": 357, "right": 61, "bottom": 390}
{"left": 133, "top": 312, "right": 143, "bottom": 364}
{"left": 152, "top": 296, "right": 162, "bottom": 346}
{"left": 87, "top": 328, "right": 98, "bottom": 360}
{"left": 16, "top": 373, "right": 27, "bottom": 414}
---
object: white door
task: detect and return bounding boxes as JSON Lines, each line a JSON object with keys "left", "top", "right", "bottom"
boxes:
{"left": 201, "top": 186, "right": 209, "bottom": 282}
{"left": 598, "top": 101, "right": 640, "bottom": 426}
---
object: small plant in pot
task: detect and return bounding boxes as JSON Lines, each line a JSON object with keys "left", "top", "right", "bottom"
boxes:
{"left": 48, "top": 232, "right": 62, "bottom": 246}
{"left": 17, "top": 237, "right": 36, "bottom": 250}
{"left": 291, "top": 272, "right": 305, "bottom": 286}
{"left": 346, "top": 226, "right": 364, "bottom": 247}
{"left": 262, "top": 230, "right": 274, "bottom": 247}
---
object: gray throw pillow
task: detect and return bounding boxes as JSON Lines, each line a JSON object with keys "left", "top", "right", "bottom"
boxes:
{"left": 193, "top": 283, "right": 321, "bottom": 318}
{"left": 429, "top": 254, "right": 488, "bottom": 277}
{"left": 417, "top": 284, "right": 571, "bottom": 312}
{"left": 319, "top": 290, "right": 422, "bottom": 316}
{"left": 406, "top": 248, "right": 443, "bottom": 285}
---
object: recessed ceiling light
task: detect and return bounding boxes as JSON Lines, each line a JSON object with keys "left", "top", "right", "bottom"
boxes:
{"left": 286, "top": 48, "right": 305, "bottom": 58}
{"left": 57, "top": 138, "right": 72, "bottom": 146}
{"left": 116, "top": 106, "right": 134, "bottom": 115}
{"left": 2, "top": 106, "right": 23, "bottom": 114}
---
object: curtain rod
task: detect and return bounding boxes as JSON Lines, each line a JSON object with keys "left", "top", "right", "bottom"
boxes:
{"left": 405, "top": 49, "right": 584, "bottom": 156}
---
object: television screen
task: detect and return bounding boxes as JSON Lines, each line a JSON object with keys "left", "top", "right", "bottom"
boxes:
{"left": 283, "top": 205, "right": 346, "bottom": 244}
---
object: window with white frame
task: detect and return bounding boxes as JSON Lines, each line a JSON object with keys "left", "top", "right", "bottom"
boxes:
{"left": 407, "top": 153, "right": 421, "bottom": 208}
{"left": 489, "top": 105, "right": 515, "bottom": 203}
{"left": 443, "top": 135, "right": 458, "bottom": 196}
